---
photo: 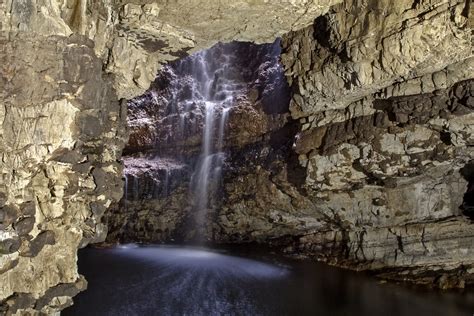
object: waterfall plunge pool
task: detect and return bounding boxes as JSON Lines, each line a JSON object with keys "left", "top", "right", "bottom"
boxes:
{"left": 64, "top": 244, "right": 474, "bottom": 316}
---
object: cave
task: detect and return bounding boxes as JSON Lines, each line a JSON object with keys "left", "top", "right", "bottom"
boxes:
{"left": 1, "top": 0, "right": 474, "bottom": 315}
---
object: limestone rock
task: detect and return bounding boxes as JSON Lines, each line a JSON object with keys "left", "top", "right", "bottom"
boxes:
{"left": 0, "top": 34, "right": 126, "bottom": 313}
{"left": 281, "top": 0, "right": 472, "bottom": 118}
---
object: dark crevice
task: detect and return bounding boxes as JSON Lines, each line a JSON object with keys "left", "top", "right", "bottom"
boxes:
{"left": 411, "top": 0, "right": 422, "bottom": 10}
{"left": 460, "top": 161, "right": 474, "bottom": 219}
{"left": 461, "top": 0, "right": 471, "bottom": 19}
{"left": 439, "top": 131, "right": 452, "bottom": 145}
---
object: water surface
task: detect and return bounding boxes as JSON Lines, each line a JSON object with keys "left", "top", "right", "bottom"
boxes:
{"left": 65, "top": 245, "right": 474, "bottom": 316}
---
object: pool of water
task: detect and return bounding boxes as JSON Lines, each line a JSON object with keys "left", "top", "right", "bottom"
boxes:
{"left": 64, "top": 244, "right": 474, "bottom": 316}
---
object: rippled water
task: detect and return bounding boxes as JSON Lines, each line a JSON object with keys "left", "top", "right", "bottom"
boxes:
{"left": 65, "top": 245, "right": 474, "bottom": 316}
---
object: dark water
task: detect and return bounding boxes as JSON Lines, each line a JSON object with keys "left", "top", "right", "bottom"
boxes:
{"left": 64, "top": 245, "right": 474, "bottom": 316}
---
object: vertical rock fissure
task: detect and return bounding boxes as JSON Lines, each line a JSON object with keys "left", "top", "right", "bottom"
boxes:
{"left": 460, "top": 161, "right": 474, "bottom": 219}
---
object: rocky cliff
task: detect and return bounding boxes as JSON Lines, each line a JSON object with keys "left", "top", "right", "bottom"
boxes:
{"left": 0, "top": 0, "right": 472, "bottom": 314}
{"left": 226, "top": 0, "right": 474, "bottom": 289}
{"left": 277, "top": 0, "right": 474, "bottom": 288}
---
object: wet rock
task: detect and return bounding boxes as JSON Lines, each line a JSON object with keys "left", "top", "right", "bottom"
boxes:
{"left": 124, "top": 40, "right": 289, "bottom": 156}
{"left": 105, "top": 157, "right": 192, "bottom": 242}
{"left": 436, "top": 274, "right": 465, "bottom": 290}
{"left": 110, "top": 40, "right": 291, "bottom": 243}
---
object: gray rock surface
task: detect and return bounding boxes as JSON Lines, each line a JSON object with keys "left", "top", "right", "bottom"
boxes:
{"left": 0, "top": 33, "right": 127, "bottom": 314}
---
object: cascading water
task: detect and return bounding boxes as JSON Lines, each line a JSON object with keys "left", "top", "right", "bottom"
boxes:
{"left": 160, "top": 44, "right": 246, "bottom": 239}
{"left": 116, "top": 39, "right": 289, "bottom": 243}
{"left": 192, "top": 63, "right": 236, "bottom": 236}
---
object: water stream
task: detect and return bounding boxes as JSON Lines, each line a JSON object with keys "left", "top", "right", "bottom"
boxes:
{"left": 186, "top": 50, "right": 238, "bottom": 236}
{"left": 152, "top": 44, "right": 245, "bottom": 238}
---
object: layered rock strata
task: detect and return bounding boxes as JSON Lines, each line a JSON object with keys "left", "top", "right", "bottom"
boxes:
{"left": 225, "top": 0, "right": 474, "bottom": 287}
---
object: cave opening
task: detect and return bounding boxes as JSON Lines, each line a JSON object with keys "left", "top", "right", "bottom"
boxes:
{"left": 460, "top": 161, "right": 474, "bottom": 219}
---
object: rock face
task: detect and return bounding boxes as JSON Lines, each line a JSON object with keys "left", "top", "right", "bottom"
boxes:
{"left": 106, "top": 157, "right": 192, "bottom": 242}
{"left": 0, "top": 0, "right": 473, "bottom": 314}
{"left": 215, "top": 0, "right": 474, "bottom": 288}
{"left": 0, "top": 34, "right": 127, "bottom": 314}
{"left": 0, "top": 1, "right": 337, "bottom": 313}
{"left": 274, "top": 0, "right": 474, "bottom": 281}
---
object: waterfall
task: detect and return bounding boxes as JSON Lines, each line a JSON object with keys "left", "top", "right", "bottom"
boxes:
{"left": 182, "top": 48, "right": 238, "bottom": 239}
{"left": 123, "top": 39, "right": 287, "bottom": 242}
{"left": 124, "top": 175, "right": 128, "bottom": 201}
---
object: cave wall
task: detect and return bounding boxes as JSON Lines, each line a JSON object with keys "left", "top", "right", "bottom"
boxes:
{"left": 0, "top": 33, "right": 127, "bottom": 313}
{"left": 0, "top": 0, "right": 473, "bottom": 313}
{"left": 215, "top": 0, "right": 474, "bottom": 287}
{"left": 105, "top": 0, "right": 474, "bottom": 290}
{"left": 0, "top": 0, "right": 338, "bottom": 313}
